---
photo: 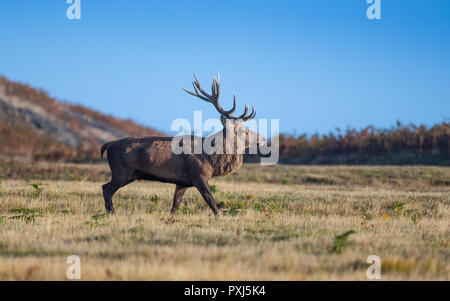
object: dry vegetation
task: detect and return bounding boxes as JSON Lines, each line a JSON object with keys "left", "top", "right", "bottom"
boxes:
{"left": 0, "top": 76, "right": 162, "bottom": 162}
{"left": 1, "top": 75, "right": 448, "bottom": 165}
{"left": 0, "top": 163, "right": 448, "bottom": 280}
{"left": 278, "top": 121, "right": 449, "bottom": 165}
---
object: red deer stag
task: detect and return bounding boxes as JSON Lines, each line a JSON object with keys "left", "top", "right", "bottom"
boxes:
{"left": 101, "top": 74, "right": 265, "bottom": 216}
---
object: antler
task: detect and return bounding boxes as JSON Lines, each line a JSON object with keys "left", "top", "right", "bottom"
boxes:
{"left": 183, "top": 73, "right": 256, "bottom": 121}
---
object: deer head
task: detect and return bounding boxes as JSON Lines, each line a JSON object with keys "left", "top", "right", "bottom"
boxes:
{"left": 183, "top": 73, "right": 266, "bottom": 153}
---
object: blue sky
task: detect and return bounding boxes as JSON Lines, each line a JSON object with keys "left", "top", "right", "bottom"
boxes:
{"left": 0, "top": 0, "right": 449, "bottom": 135}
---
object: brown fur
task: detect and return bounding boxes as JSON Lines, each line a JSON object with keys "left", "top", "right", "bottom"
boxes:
{"left": 102, "top": 74, "right": 265, "bottom": 216}
{"left": 101, "top": 129, "right": 248, "bottom": 216}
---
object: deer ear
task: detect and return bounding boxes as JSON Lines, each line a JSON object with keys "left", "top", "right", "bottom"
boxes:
{"left": 220, "top": 115, "right": 228, "bottom": 126}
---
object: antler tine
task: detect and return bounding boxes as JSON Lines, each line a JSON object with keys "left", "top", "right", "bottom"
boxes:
{"left": 214, "top": 87, "right": 236, "bottom": 116}
{"left": 211, "top": 75, "right": 219, "bottom": 99}
{"left": 228, "top": 94, "right": 236, "bottom": 115}
{"left": 183, "top": 73, "right": 236, "bottom": 117}
{"left": 194, "top": 73, "right": 214, "bottom": 100}
{"left": 212, "top": 73, "right": 222, "bottom": 101}
{"left": 236, "top": 104, "right": 249, "bottom": 119}
{"left": 182, "top": 84, "right": 196, "bottom": 97}
{"left": 242, "top": 106, "right": 256, "bottom": 121}
{"left": 183, "top": 73, "right": 256, "bottom": 121}
{"left": 183, "top": 82, "right": 208, "bottom": 102}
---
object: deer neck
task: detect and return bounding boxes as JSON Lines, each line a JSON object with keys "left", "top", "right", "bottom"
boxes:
{"left": 210, "top": 153, "right": 243, "bottom": 177}
{"left": 209, "top": 128, "right": 244, "bottom": 177}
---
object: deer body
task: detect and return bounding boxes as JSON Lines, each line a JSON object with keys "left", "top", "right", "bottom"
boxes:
{"left": 101, "top": 74, "right": 264, "bottom": 216}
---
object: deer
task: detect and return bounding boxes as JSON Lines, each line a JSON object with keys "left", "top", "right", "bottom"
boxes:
{"left": 100, "top": 74, "right": 266, "bottom": 216}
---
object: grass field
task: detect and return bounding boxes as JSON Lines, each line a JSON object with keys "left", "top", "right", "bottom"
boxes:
{"left": 0, "top": 163, "right": 448, "bottom": 280}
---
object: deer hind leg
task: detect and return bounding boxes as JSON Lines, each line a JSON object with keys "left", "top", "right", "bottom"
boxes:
{"left": 170, "top": 185, "right": 189, "bottom": 215}
{"left": 194, "top": 179, "right": 219, "bottom": 216}
{"left": 102, "top": 174, "right": 134, "bottom": 214}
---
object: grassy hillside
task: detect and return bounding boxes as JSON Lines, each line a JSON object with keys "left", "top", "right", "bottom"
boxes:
{"left": 0, "top": 76, "right": 162, "bottom": 162}
{"left": 1, "top": 75, "right": 448, "bottom": 165}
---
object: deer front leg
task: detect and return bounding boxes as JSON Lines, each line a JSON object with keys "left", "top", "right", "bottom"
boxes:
{"left": 194, "top": 179, "right": 220, "bottom": 216}
{"left": 170, "top": 185, "right": 189, "bottom": 215}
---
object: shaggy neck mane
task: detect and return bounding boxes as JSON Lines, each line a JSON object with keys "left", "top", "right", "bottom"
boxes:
{"left": 208, "top": 128, "right": 244, "bottom": 177}
{"left": 210, "top": 153, "right": 243, "bottom": 177}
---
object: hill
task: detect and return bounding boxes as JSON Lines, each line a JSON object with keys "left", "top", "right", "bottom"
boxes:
{"left": 1, "top": 75, "right": 448, "bottom": 165}
{"left": 0, "top": 76, "right": 162, "bottom": 162}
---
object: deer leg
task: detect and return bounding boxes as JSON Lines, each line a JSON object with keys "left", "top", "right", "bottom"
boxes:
{"left": 170, "top": 185, "right": 189, "bottom": 215}
{"left": 194, "top": 180, "right": 220, "bottom": 216}
{"left": 102, "top": 177, "right": 134, "bottom": 214}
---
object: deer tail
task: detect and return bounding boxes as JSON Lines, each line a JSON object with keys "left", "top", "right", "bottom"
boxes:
{"left": 100, "top": 141, "right": 115, "bottom": 158}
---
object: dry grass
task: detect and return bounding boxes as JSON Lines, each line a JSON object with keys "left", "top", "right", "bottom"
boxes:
{"left": 0, "top": 164, "right": 448, "bottom": 280}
